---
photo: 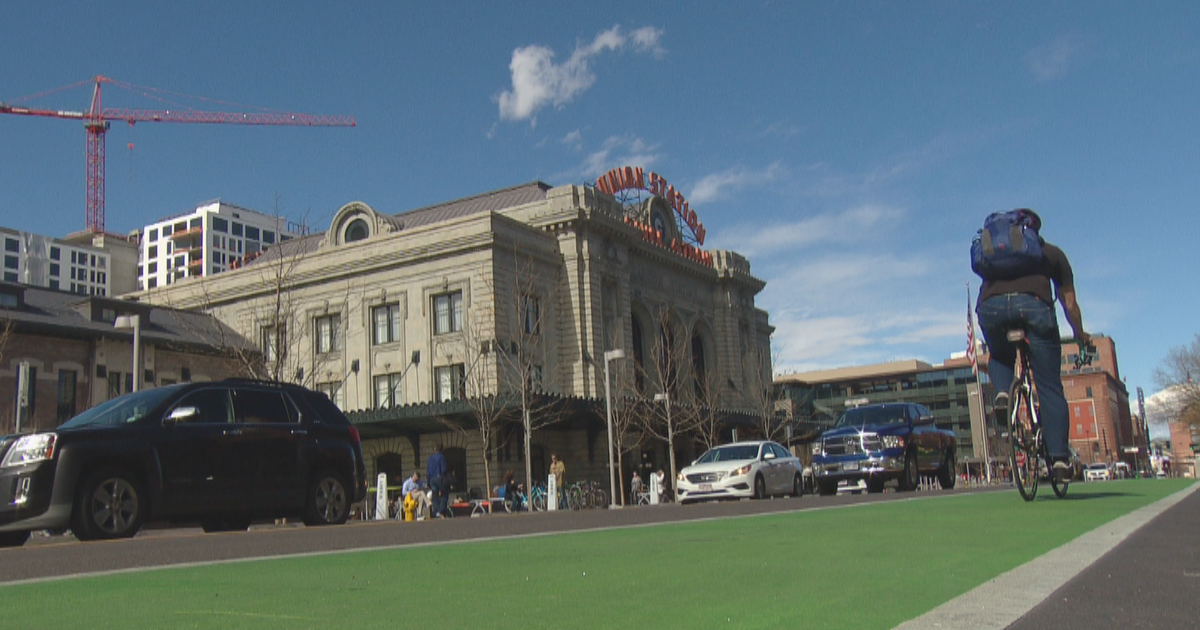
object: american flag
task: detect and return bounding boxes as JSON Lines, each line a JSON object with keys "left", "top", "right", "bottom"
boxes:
{"left": 966, "top": 285, "right": 977, "bottom": 376}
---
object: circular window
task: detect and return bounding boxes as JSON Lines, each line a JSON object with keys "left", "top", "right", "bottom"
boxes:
{"left": 344, "top": 218, "right": 369, "bottom": 243}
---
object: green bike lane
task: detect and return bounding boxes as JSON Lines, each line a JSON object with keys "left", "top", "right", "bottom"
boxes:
{"left": 0, "top": 479, "right": 1189, "bottom": 629}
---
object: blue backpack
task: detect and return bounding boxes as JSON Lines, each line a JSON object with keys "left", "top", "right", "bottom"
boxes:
{"left": 971, "top": 209, "right": 1046, "bottom": 280}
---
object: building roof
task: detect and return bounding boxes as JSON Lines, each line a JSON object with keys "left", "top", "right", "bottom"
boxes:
{"left": 248, "top": 181, "right": 552, "bottom": 267}
{"left": 0, "top": 281, "right": 253, "bottom": 352}
{"left": 775, "top": 360, "right": 937, "bottom": 385}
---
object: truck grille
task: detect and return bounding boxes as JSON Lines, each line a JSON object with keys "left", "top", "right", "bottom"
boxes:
{"left": 821, "top": 433, "right": 881, "bottom": 455}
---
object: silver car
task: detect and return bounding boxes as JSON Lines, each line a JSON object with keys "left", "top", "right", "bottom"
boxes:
{"left": 676, "top": 441, "right": 804, "bottom": 504}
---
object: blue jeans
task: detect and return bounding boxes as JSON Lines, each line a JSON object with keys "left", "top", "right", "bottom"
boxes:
{"left": 977, "top": 293, "right": 1069, "bottom": 460}
{"left": 429, "top": 475, "right": 447, "bottom": 517}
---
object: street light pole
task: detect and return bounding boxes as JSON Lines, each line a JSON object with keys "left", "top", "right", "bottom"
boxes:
{"left": 603, "top": 349, "right": 625, "bottom": 509}
{"left": 114, "top": 314, "right": 141, "bottom": 392}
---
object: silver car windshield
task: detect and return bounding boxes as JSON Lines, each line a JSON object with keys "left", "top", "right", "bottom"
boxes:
{"left": 696, "top": 445, "right": 760, "bottom": 463}
{"left": 59, "top": 385, "right": 183, "bottom": 429}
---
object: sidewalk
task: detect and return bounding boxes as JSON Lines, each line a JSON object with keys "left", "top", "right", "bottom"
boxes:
{"left": 897, "top": 481, "right": 1199, "bottom": 629}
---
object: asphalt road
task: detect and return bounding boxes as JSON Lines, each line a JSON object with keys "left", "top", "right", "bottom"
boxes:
{"left": 0, "top": 486, "right": 998, "bottom": 585}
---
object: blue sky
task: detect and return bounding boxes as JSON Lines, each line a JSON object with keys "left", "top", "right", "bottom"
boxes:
{"left": 2, "top": 2, "right": 1196, "bottom": 432}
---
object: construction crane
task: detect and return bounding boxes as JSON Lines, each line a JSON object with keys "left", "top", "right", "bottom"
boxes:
{"left": 0, "top": 75, "right": 355, "bottom": 233}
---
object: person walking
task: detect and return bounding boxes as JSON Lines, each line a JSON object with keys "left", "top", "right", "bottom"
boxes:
{"left": 974, "top": 209, "right": 1089, "bottom": 480}
{"left": 427, "top": 444, "right": 448, "bottom": 518}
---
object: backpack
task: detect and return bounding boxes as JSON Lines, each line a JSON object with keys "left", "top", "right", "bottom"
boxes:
{"left": 971, "top": 209, "right": 1046, "bottom": 280}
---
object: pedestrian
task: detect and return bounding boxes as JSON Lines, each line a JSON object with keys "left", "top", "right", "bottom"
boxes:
{"left": 400, "top": 472, "right": 430, "bottom": 520}
{"left": 427, "top": 444, "right": 448, "bottom": 518}
{"left": 549, "top": 453, "right": 566, "bottom": 506}
{"left": 503, "top": 470, "right": 519, "bottom": 512}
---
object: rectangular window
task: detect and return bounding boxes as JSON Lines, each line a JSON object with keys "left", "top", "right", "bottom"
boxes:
{"left": 212, "top": 217, "right": 228, "bottom": 233}
{"left": 189, "top": 218, "right": 202, "bottom": 230}
{"left": 433, "top": 291, "right": 463, "bottom": 335}
{"left": 50, "top": 263, "right": 59, "bottom": 276}
{"left": 1085, "top": 386, "right": 1093, "bottom": 398}
{"left": 146, "top": 278, "right": 156, "bottom": 289}
{"left": 521, "top": 295, "right": 541, "bottom": 335}
{"left": 4, "top": 271, "right": 17, "bottom": 283}
{"left": 314, "top": 314, "right": 341, "bottom": 354}
{"left": 263, "top": 230, "right": 275, "bottom": 244}
{"left": 4, "top": 255, "right": 17, "bottom": 270}
{"left": 57, "top": 370, "right": 76, "bottom": 422}
{"left": 372, "top": 303, "right": 402, "bottom": 345}
{"left": 50, "top": 246, "right": 60, "bottom": 261}
{"left": 232, "top": 389, "right": 295, "bottom": 424}
{"left": 148, "top": 228, "right": 158, "bottom": 241}
{"left": 529, "top": 365, "right": 544, "bottom": 391}
{"left": 434, "top": 364, "right": 465, "bottom": 402}
{"left": 316, "top": 382, "right": 345, "bottom": 409}
{"left": 15, "top": 366, "right": 37, "bottom": 417}
{"left": 49, "top": 279, "right": 58, "bottom": 290}
{"left": 107, "top": 371, "right": 123, "bottom": 400}
{"left": 4, "top": 239, "right": 18, "bottom": 253}
{"left": 245, "top": 226, "right": 260, "bottom": 241}
{"left": 232, "top": 222, "right": 243, "bottom": 237}
{"left": 373, "top": 374, "right": 403, "bottom": 409}
{"left": 262, "top": 324, "right": 286, "bottom": 364}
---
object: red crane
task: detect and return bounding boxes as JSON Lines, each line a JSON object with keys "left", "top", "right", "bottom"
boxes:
{"left": 0, "top": 75, "right": 355, "bottom": 233}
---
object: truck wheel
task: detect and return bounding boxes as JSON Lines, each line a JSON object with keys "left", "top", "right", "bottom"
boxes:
{"left": 817, "top": 479, "right": 837, "bottom": 496}
{"left": 866, "top": 477, "right": 885, "bottom": 493}
{"left": 938, "top": 449, "right": 957, "bottom": 489}
{"left": 899, "top": 450, "right": 919, "bottom": 492}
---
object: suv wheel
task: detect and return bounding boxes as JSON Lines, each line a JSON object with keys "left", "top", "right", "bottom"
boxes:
{"left": 817, "top": 479, "right": 837, "bottom": 496}
{"left": 72, "top": 469, "right": 145, "bottom": 541}
{"left": 303, "top": 471, "right": 350, "bottom": 526}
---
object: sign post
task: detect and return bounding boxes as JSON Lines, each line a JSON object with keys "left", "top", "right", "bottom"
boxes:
{"left": 374, "top": 473, "right": 388, "bottom": 520}
{"left": 547, "top": 475, "right": 558, "bottom": 511}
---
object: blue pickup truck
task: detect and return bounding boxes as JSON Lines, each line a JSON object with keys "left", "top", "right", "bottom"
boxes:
{"left": 812, "top": 403, "right": 957, "bottom": 495}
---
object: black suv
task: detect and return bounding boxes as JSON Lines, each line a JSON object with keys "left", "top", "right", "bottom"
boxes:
{"left": 0, "top": 379, "right": 367, "bottom": 546}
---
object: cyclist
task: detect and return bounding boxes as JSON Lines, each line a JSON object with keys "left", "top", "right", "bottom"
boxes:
{"left": 975, "top": 209, "right": 1089, "bottom": 480}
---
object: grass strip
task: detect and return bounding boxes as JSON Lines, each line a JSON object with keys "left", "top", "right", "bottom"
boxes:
{"left": 0, "top": 479, "right": 1187, "bottom": 629}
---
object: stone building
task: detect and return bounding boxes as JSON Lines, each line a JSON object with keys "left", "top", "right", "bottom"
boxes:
{"left": 137, "top": 176, "right": 773, "bottom": 502}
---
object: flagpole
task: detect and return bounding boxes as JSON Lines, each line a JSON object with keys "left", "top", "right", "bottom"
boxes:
{"left": 967, "top": 283, "right": 993, "bottom": 484}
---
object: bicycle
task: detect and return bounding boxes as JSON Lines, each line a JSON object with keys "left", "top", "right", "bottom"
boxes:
{"left": 1005, "top": 330, "right": 1092, "bottom": 501}
{"left": 511, "top": 482, "right": 548, "bottom": 512}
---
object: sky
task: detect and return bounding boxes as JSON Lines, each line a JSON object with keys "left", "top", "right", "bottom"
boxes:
{"left": 2, "top": 2, "right": 1197, "bottom": 434}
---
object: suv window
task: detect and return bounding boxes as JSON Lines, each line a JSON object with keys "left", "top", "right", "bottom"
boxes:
{"left": 231, "top": 389, "right": 297, "bottom": 424}
{"left": 173, "top": 388, "right": 233, "bottom": 424}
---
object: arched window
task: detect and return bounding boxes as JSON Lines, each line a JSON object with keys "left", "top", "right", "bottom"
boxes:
{"left": 631, "top": 316, "right": 645, "bottom": 392}
{"left": 344, "top": 218, "right": 370, "bottom": 243}
{"left": 692, "top": 329, "right": 707, "bottom": 400}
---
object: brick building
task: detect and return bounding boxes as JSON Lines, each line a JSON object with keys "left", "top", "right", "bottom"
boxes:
{"left": 1060, "top": 335, "right": 1144, "bottom": 468}
{"left": 0, "top": 281, "right": 254, "bottom": 433}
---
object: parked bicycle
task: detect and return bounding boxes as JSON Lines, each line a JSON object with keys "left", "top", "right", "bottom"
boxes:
{"left": 1007, "top": 330, "right": 1093, "bottom": 501}
{"left": 510, "top": 482, "right": 548, "bottom": 512}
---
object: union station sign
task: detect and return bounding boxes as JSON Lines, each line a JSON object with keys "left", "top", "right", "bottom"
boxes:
{"left": 595, "top": 166, "right": 713, "bottom": 267}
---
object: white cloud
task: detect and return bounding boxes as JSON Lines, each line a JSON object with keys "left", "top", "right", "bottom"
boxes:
{"left": 497, "top": 25, "right": 665, "bottom": 124}
{"left": 551, "top": 134, "right": 663, "bottom": 183}
{"left": 715, "top": 204, "right": 904, "bottom": 258}
{"left": 1026, "top": 34, "right": 1086, "bottom": 83}
{"left": 690, "top": 162, "right": 784, "bottom": 205}
{"left": 561, "top": 129, "right": 583, "bottom": 148}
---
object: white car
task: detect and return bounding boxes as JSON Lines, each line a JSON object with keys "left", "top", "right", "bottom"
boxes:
{"left": 676, "top": 441, "right": 804, "bottom": 504}
{"left": 1085, "top": 463, "right": 1111, "bottom": 481}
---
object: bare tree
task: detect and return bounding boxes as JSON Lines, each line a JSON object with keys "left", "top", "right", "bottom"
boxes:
{"left": 637, "top": 304, "right": 700, "bottom": 490}
{"left": 437, "top": 277, "right": 515, "bottom": 511}
{"left": 690, "top": 361, "right": 728, "bottom": 452}
{"left": 741, "top": 339, "right": 787, "bottom": 442}
{"left": 1153, "top": 334, "right": 1200, "bottom": 427}
{"left": 486, "top": 248, "right": 564, "bottom": 497}
{"left": 604, "top": 362, "right": 646, "bottom": 505}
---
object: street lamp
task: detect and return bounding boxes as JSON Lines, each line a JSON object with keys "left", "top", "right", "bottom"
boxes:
{"left": 114, "top": 314, "right": 141, "bottom": 392}
{"left": 603, "top": 348, "right": 625, "bottom": 509}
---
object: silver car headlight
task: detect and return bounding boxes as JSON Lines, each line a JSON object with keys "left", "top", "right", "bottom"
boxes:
{"left": 1, "top": 434, "right": 57, "bottom": 467}
{"left": 730, "top": 464, "right": 753, "bottom": 477}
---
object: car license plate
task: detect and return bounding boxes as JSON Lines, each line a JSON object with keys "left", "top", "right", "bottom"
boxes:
{"left": 699, "top": 483, "right": 713, "bottom": 491}
{"left": 843, "top": 461, "right": 859, "bottom": 472}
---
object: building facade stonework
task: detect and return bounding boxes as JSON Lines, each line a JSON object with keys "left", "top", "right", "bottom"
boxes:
{"left": 139, "top": 181, "right": 773, "bottom": 497}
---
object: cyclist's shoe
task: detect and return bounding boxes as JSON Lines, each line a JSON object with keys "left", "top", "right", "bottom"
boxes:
{"left": 1052, "top": 460, "right": 1072, "bottom": 482}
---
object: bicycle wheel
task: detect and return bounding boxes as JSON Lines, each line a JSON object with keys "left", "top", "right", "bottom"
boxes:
{"left": 567, "top": 486, "right": 583, "bottom": 511}
{"left": 532, "top": 491, "right": 546, "bottom": 512}
{"left": 1009, "top": 378, "right": 1040, "bottom": 502}
{"left": 1047, "top": 442, "right": 1070, "bottom": 499}
{"left": 594, "top": 488, "right": 608, "bottom": 508}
